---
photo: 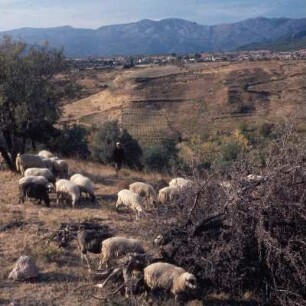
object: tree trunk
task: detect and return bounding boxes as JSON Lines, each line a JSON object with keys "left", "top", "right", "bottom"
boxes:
{"left": 0, "top": 147, "right": 16, "bottom": 171}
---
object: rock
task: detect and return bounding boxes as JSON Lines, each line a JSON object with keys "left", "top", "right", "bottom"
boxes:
{"left": 8, "top": 255, "right": 39, "bottom": 281}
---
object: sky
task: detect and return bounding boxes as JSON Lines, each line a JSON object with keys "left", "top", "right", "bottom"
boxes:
{"left": 0, "top": 0, "right": 305, "bottom": 31}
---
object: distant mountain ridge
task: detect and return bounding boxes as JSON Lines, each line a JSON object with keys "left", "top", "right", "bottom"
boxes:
{"left": 239, "top": 29, "right": 306, "bottom": 51}
{"left": 1, "top": 17, "right": 306, "bottom": 56}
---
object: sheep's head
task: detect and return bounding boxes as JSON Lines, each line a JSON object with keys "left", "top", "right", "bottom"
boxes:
{"left": 182, "top": 272, "right": 197, "bottom": 290}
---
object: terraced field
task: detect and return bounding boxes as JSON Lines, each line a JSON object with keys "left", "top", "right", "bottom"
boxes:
{"left": 62, "top": 60, "right": 306, "bottom": 143}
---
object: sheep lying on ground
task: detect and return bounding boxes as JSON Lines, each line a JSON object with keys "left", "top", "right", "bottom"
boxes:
{"left": 99, "top": 237, "right": 145, "bottom": 268}
{"left": 129, "top": 182, "right": 157, "bottom": 205}
{"left": 169, "top": 177, "right": 193, "bottom": 189}
{"left": 19, "top": 182, "right": 50, "bottom": 207}
{"left": 70, "top": 174, "right": 95, "bottom": 202}
{"left": 15, "top": 154, "right": 45, "bottom": 175}
{"left": 8, "top": 255, "right": 39, "bottom": 281}
{"left": 246, "top": 174, "right": 265, "bottom": 183}
{"left": 144, "top": 262, "right": 197, "bottom": 302}
{"left": 158, "top": 186, "right": 180, "bottom": 204}
{"left": 38, "top": 150, "right": 54, "bottom": 159}
{"left": 55, "top": 179, "right": 80, "bottom": 207}
{"left": 77, "top": 229, "right": 112, "bottom": 268}
{"left": 24, "top": 167, "right": 56, "bottom": 184}
{"left": 116, "top": 189, "right": 145, "bottom": 219}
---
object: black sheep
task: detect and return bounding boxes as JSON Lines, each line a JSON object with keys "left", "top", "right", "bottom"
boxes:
{"left": 19, "top": 182, "right": 50, "bottom": 207}
{"left": 77, "top": 229, "right": 112, "bottom": 268}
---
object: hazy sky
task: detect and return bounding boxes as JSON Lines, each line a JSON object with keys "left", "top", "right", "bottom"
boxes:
{"left": 0, "top": 0, "right": 305, "bottom": 31}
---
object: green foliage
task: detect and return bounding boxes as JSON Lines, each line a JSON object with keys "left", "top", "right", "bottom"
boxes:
{"left": 0, "top": 36, "right": 71, "bottom": 169}
{"left": 49, "top": 125, "right": 90, "bottom": 159}
{"left": 143, "top": 145, "right": 170, "bottom": 172}
{"left": 143, "top": 137, "right": 180, "bottom": 172}
{"left": 91, "top": 120, "right": 121, "bottom": 163}
{"left": 91, "top": 120, "right": 142, "bottom": 169}
{"left": 221, "top": 141, "right": 242, "bottom": 163}
{"left": 120, "top": 129, "right": 143, "bottom": 170}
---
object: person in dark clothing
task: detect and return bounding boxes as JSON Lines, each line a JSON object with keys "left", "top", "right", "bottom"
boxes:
{"left": 113, "top": 142, "right": 125, "bottom": 174}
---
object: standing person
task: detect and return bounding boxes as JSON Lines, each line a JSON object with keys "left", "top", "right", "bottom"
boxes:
{"left": 112, "top": 142, "right": 125, "bottom": 175}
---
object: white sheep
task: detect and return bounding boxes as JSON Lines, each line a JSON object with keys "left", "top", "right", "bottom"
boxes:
{"left": 24, "top": 167, "right": 56, "bottom": 184}
{"left": 169, "top": 177, "right": 193, "bottom": 189}
{"left": 116, "top": 189, "right": 145, "bottom": 219}
{"left": 129, "top": 182, "right": 157, "bottom": 205}
{"left": 38, "top": 150, "right": 54, "bottom": 159}
{"left": 15, "top": 154, "right": 45, "bottom": 175}
{"left": 55, "top": 179, "right": 80, "bottom": 207}
{"left": 99, "top": 236, "right": 145, "bottom": 268}
{"left": 144, "top": 262, "right": 197, "bottom": 301}
{"left": 19, "top": 175, "right": 49, "bottom": 188}
{"left": 18, "top": 175, "right": 53, "bottom": 202}
{"left": 70, "top": 173, "right": 95, "bottom": 201}
{"left": 158, "top": 186, "right": 180, "bottom": 204}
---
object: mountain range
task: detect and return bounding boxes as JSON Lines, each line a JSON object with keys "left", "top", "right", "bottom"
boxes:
{"left": 1, "top": 17, "right": 306, "bottom": 57}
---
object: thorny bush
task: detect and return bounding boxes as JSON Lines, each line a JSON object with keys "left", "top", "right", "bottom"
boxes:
{"left": 150, "top": 125, "right": 306, "bottom": 305}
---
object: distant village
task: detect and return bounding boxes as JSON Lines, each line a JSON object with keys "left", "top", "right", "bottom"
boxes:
{"left": 68, "top": 49, "right": 306, "bottom": 71}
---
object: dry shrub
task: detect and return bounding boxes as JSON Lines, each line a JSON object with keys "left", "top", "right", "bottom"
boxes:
{"left": 150, "top": 126, "right": 306, "bottom": 305}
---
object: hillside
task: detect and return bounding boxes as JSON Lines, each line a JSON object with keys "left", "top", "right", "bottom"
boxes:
{"left": 62, "top": 60, "right": 306, "bottom": 144}
{"left": 240, "top": 29, "right": 306, "bottom": 51}
{"left": 1, "top": 17, "right": 306, "bottom": 56}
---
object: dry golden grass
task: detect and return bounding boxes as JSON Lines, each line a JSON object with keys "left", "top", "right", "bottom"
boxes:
{"left": 0, "top": 159, "right": 172, "bottom": 306}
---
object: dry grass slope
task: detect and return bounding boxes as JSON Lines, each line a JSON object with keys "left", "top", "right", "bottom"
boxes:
{"left": 62, "top": 60, "right": 306, "bottom": 143}
{"left": 0, "top": 161, "right": 167, "bottom": 306}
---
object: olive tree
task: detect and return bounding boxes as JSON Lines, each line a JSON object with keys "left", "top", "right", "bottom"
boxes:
{"left": 0, "top": 37, "right": 68, "bottom": 170}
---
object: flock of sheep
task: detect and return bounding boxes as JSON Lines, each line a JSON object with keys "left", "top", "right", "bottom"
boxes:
{"left": 17, "top": 150, "right": 95, "bottom": 208}
{"left": 15, "top": 149, "right": 199, "bottom": 302}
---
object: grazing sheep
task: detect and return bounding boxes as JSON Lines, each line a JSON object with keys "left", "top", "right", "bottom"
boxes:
{"left": 15, "top": 154, "right": 45, "bottom": 175}
{"left": 41, "top": 157, "right": 55, "bottom": 172}
{"left": 19, "top": 182, "right": 50, "bottom": 207}
{"left": 77, "top": 229, "right": 112, "bottom": 268}
{"left": 55, "top": 179, "right": 80, "bottom": 207}
{"left": 116, "top": 189, "right": 145, "bottom": 219}
{"left": 169, "top": 177, "right": 193, "bottom": 189}
{"left": 24, "top": 167, "right": 56, "bottom": 184}
{"left": 99, "top": 236, "right": 145, "bottom": 268}
{"left": 53, "top": 159, "right": 68, "bottom": 178}
{"left": 70, "top": 174, "right": 95, "bottom": 202}
{"left": 144, "top": 262, "right": 197, "bottom": 302}
{"left": 129, "top": 182, "right": 157, "bottom": 205}
{"left": 19, "top": 175, "right": 49, "bottom": 188}
{"left": 19, "top": 175, "right": 54, "bottom": 193}
{"left": 38, "top": 150, "right": 54, "bottom": 159}
{"left": 8, "top": 255, "right": 39, "bottom": 281}
{"left": 158, "top": 186, "right": 180, "bottom": 204}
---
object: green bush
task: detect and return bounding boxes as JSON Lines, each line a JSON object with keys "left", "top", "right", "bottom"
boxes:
{"left": 143, "top": 137, "right": 181, "bottom": 172}
{"left": 221, "top": 141, "right": 242, "bottom": 163}
{"left": 91, "top": 120, "right": 142, "bottom": 169}
{"left": 49, "top": 124, "right": 90, "bottom": 158}
{"left": 91, "top": 120, "right": 121, "bottom": 163}
{"left": 143, "top": 145, "right": 170, "bottom": 172}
